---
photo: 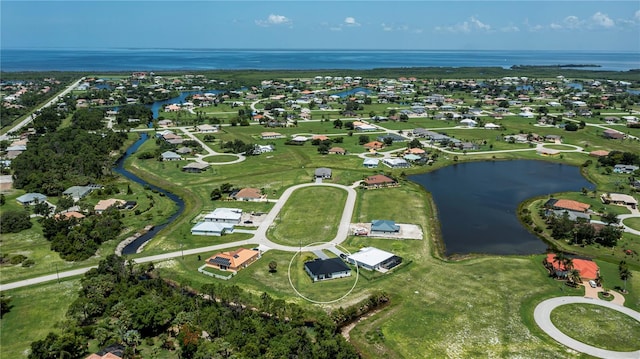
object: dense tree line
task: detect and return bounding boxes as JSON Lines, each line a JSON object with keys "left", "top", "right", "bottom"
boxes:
{"left": 12, "top": 128, "right": 127, "bottom": 195}
{"left": 598, "top": 151, "right": 640, "bottom": 167}
{"left": 29, "top": 255, "right": 359, "bottom": 359}
{"left": 547, "top": 212, "right": 623, "bottom": 247}
{"left": 40, "top": 207, "right": 123, "bottom": 261}
{"left": 221, "top": 139, "right": 255, "bottom": 155}
{"left": 71, "top": 108, "right": 105, "bottom": 130}
{"left": 0, "top": 210, "right": 32, "bottom": 233}
{"left": 115, "top": 104, "right": 153, "bottom": 127}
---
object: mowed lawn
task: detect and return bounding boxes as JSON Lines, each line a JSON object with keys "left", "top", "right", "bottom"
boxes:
{"left": 268, "top": 186, "right": 347, "bottom": 246}
{"left": 550, "top": 303, "right": 640, "bottom": 352}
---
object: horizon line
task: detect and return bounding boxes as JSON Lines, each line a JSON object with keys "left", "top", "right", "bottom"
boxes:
{"left": 2, "top": 47, "right": 636, "bottom": 53}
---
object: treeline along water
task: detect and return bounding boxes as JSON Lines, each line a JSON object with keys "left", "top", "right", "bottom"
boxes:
{"left": 2, "top": 49, "right": 639, "bottom": 72}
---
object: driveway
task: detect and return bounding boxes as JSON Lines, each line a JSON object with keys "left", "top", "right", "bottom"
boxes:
{"left": 534, "top": 296, "right": 640, "bottom": 359}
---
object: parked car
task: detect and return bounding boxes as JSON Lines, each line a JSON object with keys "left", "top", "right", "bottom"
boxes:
{"left": 588, "top": 280, "right": 597, "bottom": 288}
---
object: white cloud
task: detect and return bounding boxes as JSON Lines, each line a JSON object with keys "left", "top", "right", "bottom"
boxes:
{"left": 255, "top": 14, "right": 291, "bottom": 27}
{"left": 562, "top": 15, "right": 582, "bottom": 29}
{"left": 591, "top": 12, "right": 615, "bottom": 28}
{"left": 635, "top": 10, "right": 640, "bottom": 21}
{"left": 381, "top": 23, "right": 393, "bottom": 32}
{"left": 435, "top": 16, "right": 492, "bottom": 33}
{"left": 344, "top": 17, "right": 360, "bottom": 26}
{"left": 470, "top": 16, "right": 491, "bottom": 31}
{"left": 500, "top": 25, "right": 520, "bottom": 33}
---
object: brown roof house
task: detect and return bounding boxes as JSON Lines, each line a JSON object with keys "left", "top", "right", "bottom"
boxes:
{"left": 363, "top": 174, "right": 397, "bottom": 189}
{"left": 94, "top": 199, "right": 125, "bottom": 214}
{"left": 232, "top": 187, "right": 265, "bottom": 201}
{"left": 602, "top": 129, "right": 625, "bottom": 140}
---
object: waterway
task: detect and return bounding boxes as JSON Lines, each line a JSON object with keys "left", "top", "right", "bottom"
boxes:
{"left": 409, "top": 160, "right": 594, "bottom": 256}
{"left": 114, "top": 133, "right": 185, "bottom": 254}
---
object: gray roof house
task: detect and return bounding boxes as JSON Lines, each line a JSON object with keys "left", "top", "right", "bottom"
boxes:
{"left": 363, "top": 158, "right": 379, "bottom": 168}
{"left": 161, "top": 151, "right": 182, "bottom": 161}
{"left": 16, "top": 193, "right": 47, "bottom": 205}
{"left": 62, "top": 186, "right": 94, "bottom": 202}
{"left": 314, "top": 168, "right": 332, "bottom": 179}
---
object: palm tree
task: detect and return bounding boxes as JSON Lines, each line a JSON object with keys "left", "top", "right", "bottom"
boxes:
{"left": 552, "top": 253, "right": 566, "bottom": 277}
{"left": 620, "top": 268, "right": 632, "bottom": 293}
{"left": 568, "top": 269, "right": 582, "bottom": 287}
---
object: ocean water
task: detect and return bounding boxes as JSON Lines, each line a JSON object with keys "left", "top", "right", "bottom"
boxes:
{"left": 1, "top": 49, "right": 639, "bottom": 72}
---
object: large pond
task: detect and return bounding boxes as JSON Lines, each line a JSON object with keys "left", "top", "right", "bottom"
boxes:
{"left": 409, "top": 160, "right": 594, "bottom": 256}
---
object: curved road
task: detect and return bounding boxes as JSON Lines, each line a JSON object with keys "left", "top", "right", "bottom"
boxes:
{"left": 0, "top": 181, "right": 357, "bottom": 291}
{"left": 534, "top": 296, "right": 640, "bottom": 359}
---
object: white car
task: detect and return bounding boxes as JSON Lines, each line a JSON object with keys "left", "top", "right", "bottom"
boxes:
{"left": 588, "top": 280, "right": 597, "bottom": 288}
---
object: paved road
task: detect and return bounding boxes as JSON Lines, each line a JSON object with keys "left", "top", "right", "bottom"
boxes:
{"left": 0, "top": 77, "right": 86, "bottom": 141}
{"left": 0, "top": 181, "right": 357, "bottom": 291}
{"left": 534, "top": 296, "right": 640, "bottom": 359}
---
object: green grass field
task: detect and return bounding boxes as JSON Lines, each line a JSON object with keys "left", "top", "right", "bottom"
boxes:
{"left": 268, "top": 186, "right": 347, "bottom": 246}
{"left": 550, "top": 303, "right": 640, "bottom": 352}
{"left": 1, "top": 280, "right": 80, "bottom": 359}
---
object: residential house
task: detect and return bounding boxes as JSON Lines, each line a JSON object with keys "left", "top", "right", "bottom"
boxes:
{"left": 364, "top": 174, "right": 397, "bottom": 188}
{"left": 161, "top": 151, "right": 182, "bottom": 161}
{"left": 543, "top": 253, "right": 599, "bottom": 280}
{"left": 363, "top": 141, "right": 385, "bottom": 150}
{"left": 176, "top": 147, "right": 192, "bottom": 155}
{"left": 195, "top": 124, "right": 218, "bottom": 133}
{"left": 546, "top": 209, "right": 590, "bottom": 222}
{"left": 484, "top": 123, "right": 501, "bottom": 129}
{"left": 304, "top": 258, "right": 352, "bottom": 282}
{"left": 16, "top": 193, "right": 47, "bottom": 205}
{"left": 182, "top": 162, "right": 209, "bottom": 173}
{"left": 62, "top": 186, "right": 94, "bottom": 202}
{"left": 315, "top": 168, "right": 332, "bottom": 179}
{"left": 204, "top": 208, "right": 243, "bottom": 224}
{"left": 602, "top": 129, "right": 625, "bottom": 139}
{"left": 363, "top": 158, "right": 380, "bottom": 168}
{"left": 377, "top": 133, "right": 406, "bottom": 143}
{"left": 371, "top": 219, "right": 401, "bottom": 233}
{"left": 94, "top": 198, "right": 125, "bottom": 214}
{"left": 347, "top": 247, "right": 402, "bottom": 272}
{"left": 545, "top": 135, "right": 562, "bottom": 143}
{"left": 204, "top": 248, "right": 260, "bottom": 272}
{"left": 600, "top": 193, "right": 638, "bottom": 209}
{"left": 544, "top": 198, "right": 590, "bottom": 213}
{"left": 382, "top": 158, "right": 410, "bottom": 168}
{"left": 261, "top": 132, "right": 284, "bottom": 140}
{"left": 613, "top": 164, "right": 639, "bottom": 174}
{"left": 459, "top": 119, "right": 477, "bottom": 127}
{"left": 253, "top": 144, "right": 275, "bottom": 154}
{"left": 354, "top": 122, "right": 377, "bottom": 132}
{"left": 232, "top": 187, "right": 264, "bottom": 201}
{"left": 328, "top": 147, "right": 346, "bottom": 155}
{"left": 191, "top": 222, "right": 235, "bottom": 236}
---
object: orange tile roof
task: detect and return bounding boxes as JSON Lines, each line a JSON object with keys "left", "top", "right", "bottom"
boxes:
{"left": 206, "top": 248, "right": 259, "bottom": 271}
{"left": 407, "top": 148, "right": 426, "bottom": 154}
{"left": 554, "top": 199, "right": 590, "bottom": 213}
{"left": 55, "top": 211, "right": 86, "bottom": 220}
{"left": 589, "top": 150, "right": 610, "bottom": 157}
{"left": 364, "top": 141, "right": 384, "bottom": 149}
{"left": 545, "top": 254, "right": 599, "bottom": 280}
{"left": 312, "top": 135, "right": 330, "bottom": 141}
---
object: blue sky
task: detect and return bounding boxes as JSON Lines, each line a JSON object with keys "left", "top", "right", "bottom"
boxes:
{"left": 2, "top": 1, "right": 639, "bottom": 51}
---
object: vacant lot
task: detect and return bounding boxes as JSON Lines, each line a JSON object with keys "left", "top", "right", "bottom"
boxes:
{"left": 268, "top": 186, "right": 347, "bottom": 246}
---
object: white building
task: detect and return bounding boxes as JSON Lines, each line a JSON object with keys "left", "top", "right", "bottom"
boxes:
{"left": 204, "top": 208, "right": 243, "bottom": 224}
{"left": 191, "top": 222, "right": 234, "bottom": 236}
{"left": 347, "top": 247, "right": 401, "bottom": 272}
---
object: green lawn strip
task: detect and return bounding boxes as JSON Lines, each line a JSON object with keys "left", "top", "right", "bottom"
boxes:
{"left": 268, "top": 186, "right": 347, "bottom": 246}
{"left": 550, "top": 303, "right": 640, "bottom": 352}
{"left": 355, "top": 182, "right": 430, "bottom": 225}
{"left": 623, "top": 217, "right": 640, "bottom": 231}
{"left": 1, "top": 279, "right": 80, "bottom": 359}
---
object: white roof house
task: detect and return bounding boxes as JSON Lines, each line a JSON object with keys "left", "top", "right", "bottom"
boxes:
{"left": 363, "top": 158, "right": 380, "bottom": 168}
{"left": 16, "top": 193, "right": 47, "bottom": 205}
{"left": 484, "top": 123, "right": 501, "bottom": 129}
{"left": 191, "top": 222, "right": 234, "bottom": 236}
{"left": 204, "top": 208, "right": 243, "bottom": 224}
{"left": 346, "top": 247, "right": 399, "bottom": 271}
{"left": 460, "top": 119, "right": 477, "bottom": 127}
